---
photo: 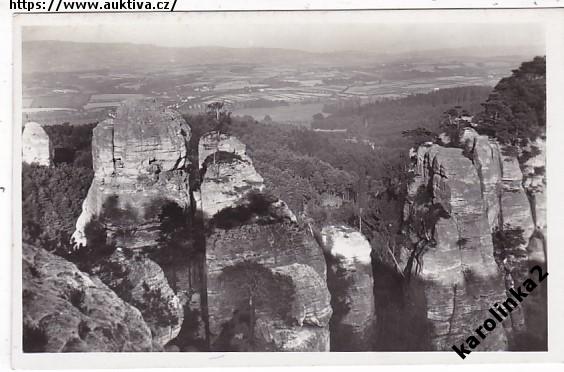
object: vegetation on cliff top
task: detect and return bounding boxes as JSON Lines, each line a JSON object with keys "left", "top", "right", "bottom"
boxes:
{"left": 476, "top": 56, "right": 546, "bottom": 146}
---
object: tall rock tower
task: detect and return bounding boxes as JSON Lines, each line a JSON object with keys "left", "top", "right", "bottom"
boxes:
{"left": 198, "top": 133, "right": 332, "bottom": 352}
{"left": 72, "top": 99, "right": 192, "bottom": 249}
{"left": 22, "top": 121, "right": 51, "bottom": 166}
{"left": 70, "top": 99, "right": 192, "bottom": 348}
{"left": 321, "top": 225, "right": 375, "bottom": 351}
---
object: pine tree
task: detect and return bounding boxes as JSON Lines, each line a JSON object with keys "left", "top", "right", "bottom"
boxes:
{"left": 476, "top": 56, "right": 546, "bottom": 146}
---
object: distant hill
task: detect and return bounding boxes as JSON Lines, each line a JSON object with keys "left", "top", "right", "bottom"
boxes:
{"left": 22, "top": 41, "right": 380, "bottom": 73}
{"left": 22, "top": 40, "right": 542, "bottom": 73}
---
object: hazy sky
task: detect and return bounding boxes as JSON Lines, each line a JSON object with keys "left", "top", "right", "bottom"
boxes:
{"left": 22, "top": 19, "right": 545, "bottom": 54}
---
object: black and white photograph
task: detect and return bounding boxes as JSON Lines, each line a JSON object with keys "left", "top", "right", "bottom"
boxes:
{"left": 8, "top": 7, "right": 563, "bottom": 367}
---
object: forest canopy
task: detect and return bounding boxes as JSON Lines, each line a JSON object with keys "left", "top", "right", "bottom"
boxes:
{"left": 476, "top": 56, "right": 546, "bottom": 145}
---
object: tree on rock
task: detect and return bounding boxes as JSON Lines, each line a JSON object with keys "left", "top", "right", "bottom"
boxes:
{"left": 206, "top": 101, "right": 232, "bottom": 171}
{"left": 401, "top": 127, "right": 437, "bottom": 147}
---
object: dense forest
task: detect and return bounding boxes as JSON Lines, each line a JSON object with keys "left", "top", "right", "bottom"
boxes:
{"left": 22, "top": 122, "right": 95, "bottom": 255}
{"left": 312, "top": 85, "right": 492, "bottom": 148}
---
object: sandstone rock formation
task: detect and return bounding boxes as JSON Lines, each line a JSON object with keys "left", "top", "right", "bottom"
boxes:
{"left": 521, "top": 137, "right": 547, "bottom": 262}
{"left": 92, "top": 250, "right": 184, "bottom": 347}
{"left": 22, "top": 122, "right": 51, "bottom": 166}
{"left": 459, "top": 129, "right": 502, "bottom": 229}
{"left": 197, "top": 132, "right": 265, "bottom": 219}
{"left": 72, "top": 99, "right": 192, "bottom": 249}
{"left": 321, "top": 225, "right": 375, "bottom": 351}
{"left": 68, "top": 99, "right": 198, "bottom": 350}
{"left": 206, "top": 223, "right": 331, "bottom": 351}
{"left": 22, "top": 244, "right": 153, "bottom": 352}
{"left": 403, "top": 142, "right": 509, "bottom": 351}
{"left": 459, "top": 128, "right": 545, "bottom": 333}
{"left": 398, "top": 128, "right": 547, "bottom": 350}
{"left": 198, "top": 132, "right": 247, "bottom": 170}
{"left": 200, "top": 132, "right": 330, "bottom": 351}
{"left": 254, "top": 264, "right": 332, "bottom": 351}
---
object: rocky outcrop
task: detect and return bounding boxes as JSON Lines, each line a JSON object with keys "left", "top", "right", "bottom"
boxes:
{"left": 459, "top": 128, "right": 540, "bottom": 245}
{"left": 197, "top": 133, "right": 265, "bottom": 219}
{"left": 403, "top": 142, "right": 509, "bottom": 351}
{"left": 521, "top": 137, "right": 547, "bottom": 262}
{"left": 22, "top": 122, "right": 51, "bottom": 166}
{"left": 92, "top": 250, "right": 184, "bottom": 347}
{"left": 22, "top": 244, "right": 153, "bottom": 352}
{"left": 67, "top": 99, "right": 199, "bottom": 350}
{"left": 321, "top": 225, "right": 375, "bottom": 351}
{"left": 255, "top": 264, "right": 332, "bottom": 351}
{"left": 255, "top": 319, "right": 330, "bottom": 352}
{"left": 459, "top": 129, "right": 502, "bottom": 229}
{"left": 200, "top": 132, "right": 330, "bottom": 351}
{"left": 399, "top": 128, "right": 547, "bottom": 350}
{"left": 459, "top": 129, "right": 544, "bottom": 333}
{"left": 271, "top": 264, "right": 332, "bottom": 327}
{"left": 198, "top": 132, "right": 247, "bottom": 170}
{"left": 72, "top": 99, "right": 192, "bottom": 249}
{"left": 206, "top": 223, "right": 331, "bottom": 351}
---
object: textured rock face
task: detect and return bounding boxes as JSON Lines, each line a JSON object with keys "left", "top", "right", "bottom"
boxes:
{"left": 499, "top": 153, "right": 535, "bottom": 248}
{"left": 255, "top": 319, "right": 330, "bottom": 352}
{"left": 460, "top": 129, "right": 503, "bottom": 229}
{"left": 22, "top": 244, "right": 153, "bottom": 352}
{"left": 401, "top": 129, "right": 546, "bottom": 350}
{"left": 460, "top": 128, "right": 541, "bottom": 243}
{"left": 207, "top": 224, "right": 328, "bottom": 283}
{"left": 93, "top": 251, "right": 184, "bottom": 347}
{"left": 498, "top": 152, "right": 535, "bottom": 329}
{"left": 321, "top": 225, "right": 375, "bottom": 351}
{"left": 522, "top": 137, "right": 547, "bottom": 240}
{"left": 197, "top": 133, "right": 265, "bottom": 219}
{"left": 200, "top": 133, "right": 330, "bottom": 351}
{"left": 254, "top": 264, "right": 332, "bottom": 351}
{"left": 72, "top": 99, "right": 191, "bottom": 249}
{"left": 270, "top": 264, "right": 332, "bottom": 327}
{"left": 460, "top": 129, "right": 543, "bottom": 333}
{"left": 22, "top": 122, "right": 51, "bottom": 166}
{"left": 403, "top": 142, "right": 509, "bottom": 351}
{"left": 206, "top": 223, "right": 330, "bottom": 351}
{"left": 198, "top": 132, "right": 247, "bottom": 170}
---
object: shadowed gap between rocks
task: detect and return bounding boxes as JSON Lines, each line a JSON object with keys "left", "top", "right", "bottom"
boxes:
{"left": 371, "top": 261, "right": 432, "bottom": 351}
